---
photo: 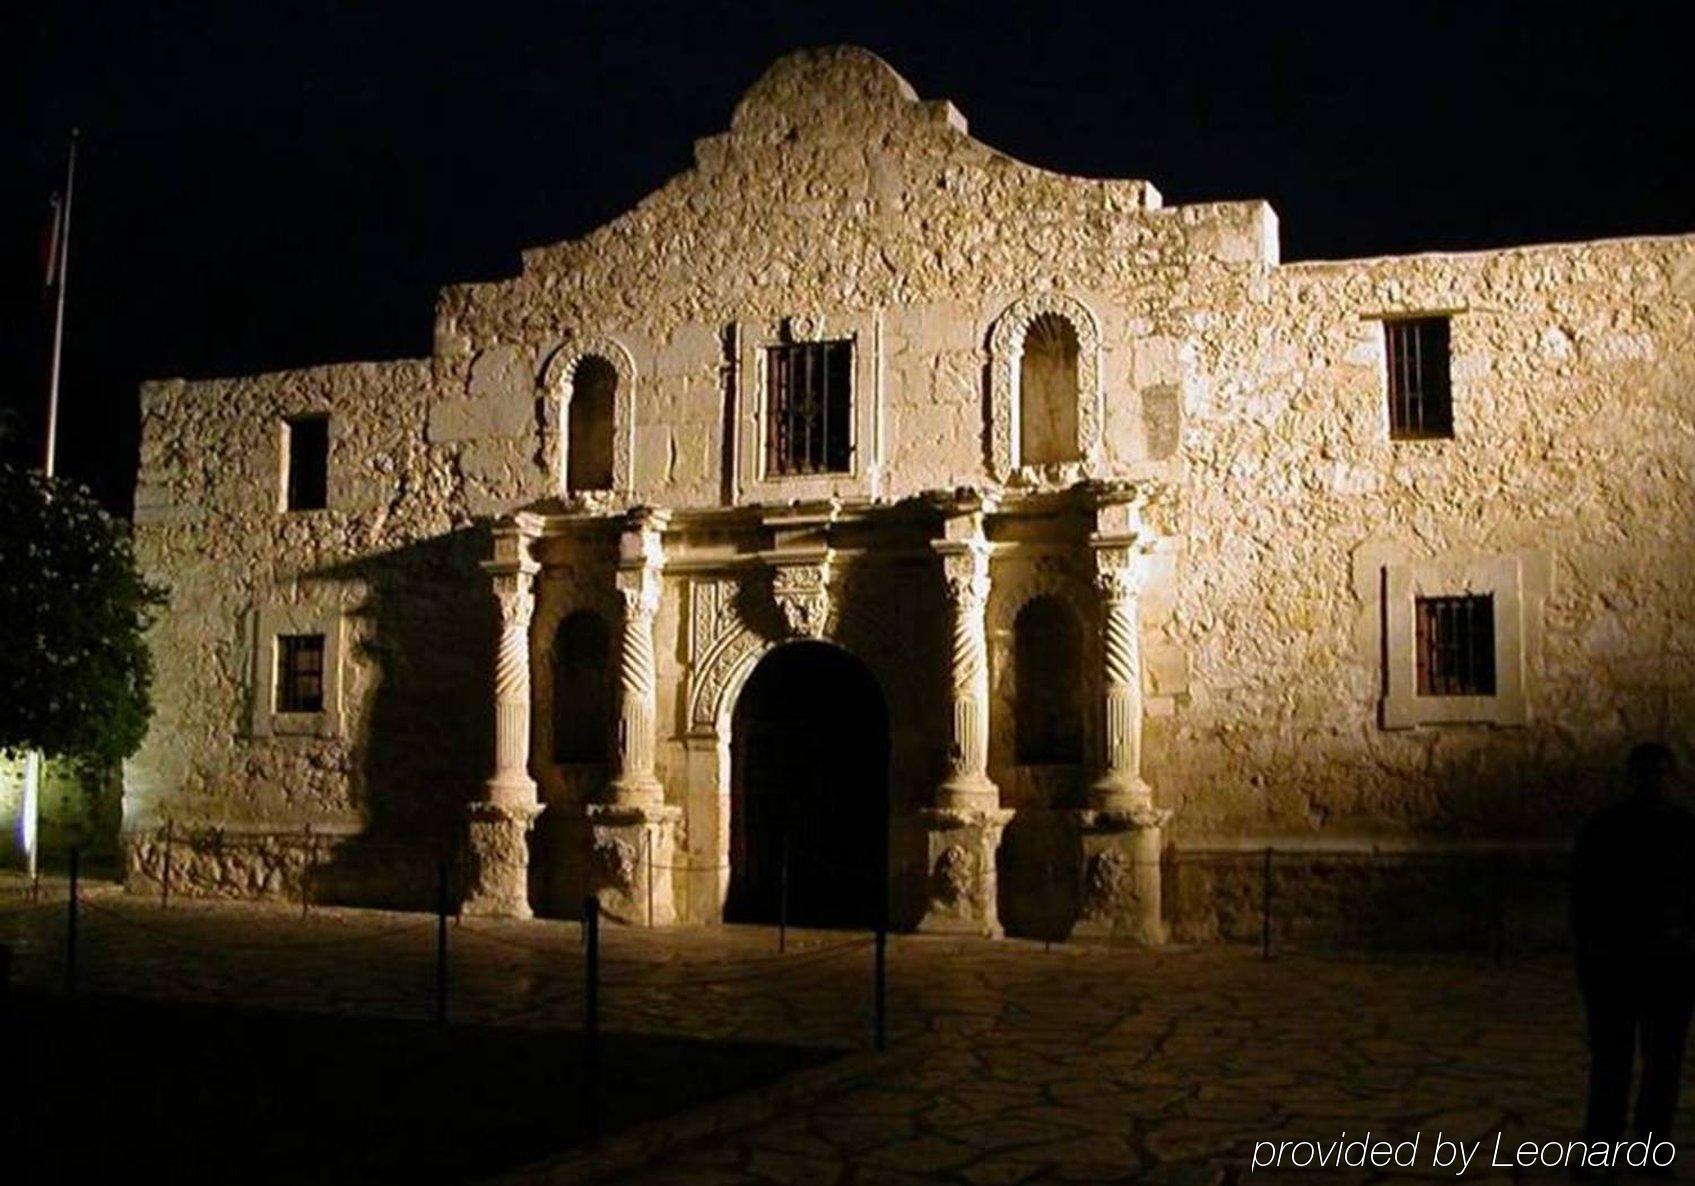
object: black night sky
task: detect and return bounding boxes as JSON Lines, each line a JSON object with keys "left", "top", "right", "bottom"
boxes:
{"left": 2, "top": 0, "right": 1689, "bottom": 516}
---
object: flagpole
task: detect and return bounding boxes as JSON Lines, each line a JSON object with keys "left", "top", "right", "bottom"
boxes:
{"left": 44, "top": 127, "right": 78, "bottom": 478}
{"left": 25, "top": 128, "right": 78, "bottom": 880}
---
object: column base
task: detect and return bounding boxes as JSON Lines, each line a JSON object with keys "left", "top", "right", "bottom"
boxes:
{"left": 606, "top": 773, "right": 666, "bottom": 811}
{"left": 462, "top": 801, "right": 544, "bottom": 919}
{"left": 1069, "top": 805, "right": 1171, "bottom": 944}
{"left": 1083, "top": 774, "right": 1154, "bottom": 815}
{"left": 913, "top": 806, "right": 1013, "bottom": 938}
{"left": 933, "top": 773, "right": 1002, "bottom": 814}
{"left": 585, "top": 802, "right": 684, "bottom": 927}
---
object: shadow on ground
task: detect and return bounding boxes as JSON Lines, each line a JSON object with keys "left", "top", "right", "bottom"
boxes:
{"left": 5, "top": 991, "right": 837, "bottom": 1185}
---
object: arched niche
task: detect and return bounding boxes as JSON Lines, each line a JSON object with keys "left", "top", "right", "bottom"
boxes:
{"left": 1013, "top": 595, "right": 1084, "bottom": 765}
{"left": 541, "top": 336, "right": 637, "bottom": 497}
{"left": 987, "top": 294, "right": 1104, "bottom": 480}
{"left": 551, "top": 609, "right": 613, "bottom": 764}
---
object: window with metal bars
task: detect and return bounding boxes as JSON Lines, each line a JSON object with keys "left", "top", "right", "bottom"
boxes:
{"left": 276, "top": 634, "right": 326, "bottom": 713}
{"left": 1384, "top": 316, "right": 1452, "bottom": 439}
{"left": 765, "top": 339, "right": 852, "bottom": 476}
{"left": 283, "top": 414, "right": 329, "bottom": 510}
{"left": 1414, "top": 595, "right": 1495, "bottom": 696}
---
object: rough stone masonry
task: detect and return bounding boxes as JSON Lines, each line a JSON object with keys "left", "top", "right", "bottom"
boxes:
{"left": 106, "top": 46, "right": 1695, "bottom": 943}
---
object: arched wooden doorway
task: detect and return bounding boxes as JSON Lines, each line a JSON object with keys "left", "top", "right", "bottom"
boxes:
{"left": 726, "top": 641, "right": 889, "bottom": 929}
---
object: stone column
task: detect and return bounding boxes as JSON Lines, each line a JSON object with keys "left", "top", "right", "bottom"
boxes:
{"left": 936, "top": 542, "right": 997, "bottom": 810}
{"left": 916, "top": 495, "right": 1011, "bottom": 936}
{"left": 1088, "top": 551, "right": 1152, "bottom": 813}
{"left": 609, "top": 562, "right": 664, "bottom": 809}
{"left": 463, "top": 517, "right": 545, "bottom": 918}
{"left": 1072, "top": 486, "right": 1170, "bottom": 944}
{"left": 587, "top": 507, "right": 680, "bottom": 925}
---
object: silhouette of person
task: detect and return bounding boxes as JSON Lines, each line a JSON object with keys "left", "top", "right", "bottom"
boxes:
{"left": 1574, "top": 742, "right": 1695, "bottom": 1166}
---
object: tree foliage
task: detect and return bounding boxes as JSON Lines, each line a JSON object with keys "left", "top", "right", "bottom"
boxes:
{"left": 0, "top": 463, "right": 167, "bottom": 765}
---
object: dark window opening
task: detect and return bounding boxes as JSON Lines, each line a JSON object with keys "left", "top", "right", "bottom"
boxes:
{"left": 1415, "top": 595, "right": 1495, "bottom": 696}
{"left": 1014, "top": 596, "right": 1084, "bottom": 764}
{"left": 1385, "top": 317, "right": 1452, "bottom": 439}
{"left": 277, "top": 634, "right": 326, "bottom": 713}
{"left": 553, "top": 610, "right": 612, "bottom": 763}
{"left": 766, "top": 339, "right": 852, "bottom": 476}
{"left": 566, "top": 356, "right": 617, "bottom": 492}
{"left": 284, "top": 415, "right": 329, "bottom": 511}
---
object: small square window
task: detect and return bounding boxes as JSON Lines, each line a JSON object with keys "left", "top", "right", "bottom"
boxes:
{"left": 283, "top": 415, "right": 329, "bottom": 511}
{"left": 276, "top": 634, "right": 326, "bottom": 713}
{"left": 765, "top": 340, "right": 852, "bottom": 476}
{"left": 1414, "top": 595, "right": 1495, "bottom": 696}
{"left": 1385, "top": 317, "right": 1452, "bottom": 439}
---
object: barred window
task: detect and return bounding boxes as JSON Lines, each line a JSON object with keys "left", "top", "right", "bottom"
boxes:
{"left": 1385, "top": 317, "right": 1452, "bottom": 439}
{"left": 765, "top": 340, "right": 852, "bottom": 476}
{"left": 283, "top": 414, "right": 329, "bottom": 511}
{"left": 277, "top": 634, "right": 326, "bottom": 713}
{"left": 1415, "top": 595, "right": 1495, "bottom": 696}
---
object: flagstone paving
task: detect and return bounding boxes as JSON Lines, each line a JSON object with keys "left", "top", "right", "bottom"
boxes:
{"left": 3, "top": 875, "right": 1690, "bottom": 1184}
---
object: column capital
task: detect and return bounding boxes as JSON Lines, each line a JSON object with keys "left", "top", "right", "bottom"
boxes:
{"left": 936, "top": 546, "right": 990, "bottom": 610}
{"left": 1089, "top": 532, "right": 1155, "bottom": 599}
{"left": 485, "top": 511, "right": 541, "bottom": 568}
{"left": 615, "top": 564, "right": 662, "bottom": 618}
{"left": 619, "top": 505, "right": 671, "bottom": 563}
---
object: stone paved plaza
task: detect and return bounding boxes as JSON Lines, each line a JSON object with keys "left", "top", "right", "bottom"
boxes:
{"left": 3, "top": 876, "right": 1688, "bottom": 1184}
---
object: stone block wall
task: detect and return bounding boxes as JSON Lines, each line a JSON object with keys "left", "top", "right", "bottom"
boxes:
{"left": 116, "top": 45, "right": 1695, "bottom": 937}
{"left": 1155, "top": 236, "right": 1695, "bottom": 847}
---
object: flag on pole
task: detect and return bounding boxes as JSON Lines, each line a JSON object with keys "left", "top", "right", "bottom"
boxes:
{"left": 42, "top": 193, "right": 64, "bottom": 295}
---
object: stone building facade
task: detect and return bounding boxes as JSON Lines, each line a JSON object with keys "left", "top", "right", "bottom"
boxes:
{"left": 118, "top": 48, "right": 1695, "bottom": 943}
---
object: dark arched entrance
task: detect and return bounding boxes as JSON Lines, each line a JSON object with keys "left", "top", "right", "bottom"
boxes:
{"left": 726, "top": 642, "right": 889, "bottom": 929}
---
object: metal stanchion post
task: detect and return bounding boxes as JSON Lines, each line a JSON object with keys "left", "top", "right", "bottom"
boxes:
{"left": 584, "top": 895, "right": 601, "bottom": 1143}
{"left": 1261, "top": 846, "right": 1273, "bottom": 960}
{"left": 66, "top": 846, "right": 80, "bottom": 996}
{"left": 435, "top": 860, "right": 449, "bottom": 1027}
{"left": 645, "top": 827, "right": 653, "bottom": 929}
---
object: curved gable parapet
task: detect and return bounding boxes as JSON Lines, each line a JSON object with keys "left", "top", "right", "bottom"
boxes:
{"left": 441, "top": 46, "right": 1184, "bottom": 357}
{"left": 727, "top": 45, "right": 949, "bottom": 140}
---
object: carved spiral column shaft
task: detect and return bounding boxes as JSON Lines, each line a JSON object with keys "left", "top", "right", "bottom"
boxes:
{"left": 1090, "top": 552, "right": 1152, "bottom": 811}
{"left": 486, "top": 569, "right": 538, "bottom": 805}
{"left": 610, "top": 565, "right": 663, "bottom": 807}
{"left": 935, "top": 542, "right": 997, "bottom": 810}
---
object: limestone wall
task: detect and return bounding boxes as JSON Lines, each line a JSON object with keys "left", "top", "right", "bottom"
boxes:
{"left": 118, "top": 45, "right": 1695, "bottom": 934}
{"left": 127, "top": 360, "right": 480, "bottom": 855}
{"left": 1156, "top": 236, "right": 1695, "bottom": 855}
